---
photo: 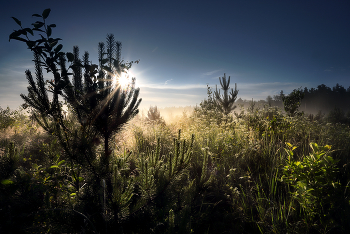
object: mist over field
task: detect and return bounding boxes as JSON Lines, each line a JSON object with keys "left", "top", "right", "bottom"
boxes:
{"left": 2, "top": 1, "right": 350, "bottom": 233}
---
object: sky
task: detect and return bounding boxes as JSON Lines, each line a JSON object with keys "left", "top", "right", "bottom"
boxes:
{"left": 1, "top": 0, "right": 350, "bottom": 110}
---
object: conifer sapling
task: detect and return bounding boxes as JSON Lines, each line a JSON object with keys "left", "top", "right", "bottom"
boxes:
{"left": 214, "top": 73, "right": 239, "bottom": 116}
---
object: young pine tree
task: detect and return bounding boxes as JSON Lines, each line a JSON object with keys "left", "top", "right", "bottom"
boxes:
{"left": 194, "top": 85, "right": 223, "bottom": 125}
{"left": 214, "top": 73, "right": 239, "bottom": 116}
{"left": 145, "top": 106, "right": 165, "bottom": 125}
{"left": 10, "top": 8, "right": 141, "bottom": 220}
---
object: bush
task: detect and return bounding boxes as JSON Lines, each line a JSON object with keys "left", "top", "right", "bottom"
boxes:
{"left": 145, "top": 106, "right": 165, "bottom": 125}
{"left": 0, "top": 107, "right": 18, "bottom": 130}
{"left": 282, "top": 142, "right": 348, "bottom": 229}
{"left": 327, "top": 107, "right": 349, "bottom": 125}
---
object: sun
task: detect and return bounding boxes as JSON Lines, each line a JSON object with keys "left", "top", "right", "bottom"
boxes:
{"left": 113, "top": 71, "right": 131, "bottom": 90}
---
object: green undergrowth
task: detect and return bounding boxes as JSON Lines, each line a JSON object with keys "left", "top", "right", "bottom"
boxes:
{"left": 1, "top": 106, "right": 350, "bottom": 233}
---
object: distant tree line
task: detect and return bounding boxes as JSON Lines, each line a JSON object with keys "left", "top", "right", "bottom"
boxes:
{"left": 300, "top": 84, "right": 350, "bottom": 114}
{"left": 269, "top": 84, "right": 350, "bottom": 115}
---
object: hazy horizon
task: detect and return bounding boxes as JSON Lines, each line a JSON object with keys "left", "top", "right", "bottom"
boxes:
{"left": 1, "top": 1, "right": 350, "bottom": 110}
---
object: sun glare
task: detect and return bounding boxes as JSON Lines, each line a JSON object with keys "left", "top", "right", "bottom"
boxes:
{"left": 113, "top": 72, "right": 131, "bottom": 90}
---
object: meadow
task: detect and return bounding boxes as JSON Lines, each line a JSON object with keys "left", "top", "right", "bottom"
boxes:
{"left": 3, "top": 9, "right": 350, "bottom": 233}
{"left": 1, "top": 102, "right": 350, "bottom": 233}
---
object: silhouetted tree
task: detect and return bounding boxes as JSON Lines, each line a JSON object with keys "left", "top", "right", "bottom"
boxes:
{"left": 214, "top": 73, "right": 239, "bottom": 116}
{"left": 266, "top": 95, "right": 273, "bottom": 107}
{"left": 194, "top": 84, "right": 224, "bottom": 125}
{"left": 200, "top": 85, "right": 217, "bottom": 111}
{"left": 282, "top": 88, "right": 304, "bottom": 117}
{"left": 10, "top": 9, "right": 142, "bottom": 229}
{"left": 273, "top": 90, "right": 285, "bottom": 102}
{"left": 327, "top": 107, "right": 349, "bottom": 124}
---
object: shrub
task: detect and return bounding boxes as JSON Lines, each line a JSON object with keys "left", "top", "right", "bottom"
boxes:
{"left": 145, "top": 106, "right": 165, "bottom": 125}
{"left": 282, "top": 88, "right": 304, "bottom": 117}
{"left": 282, "top": 143, "right": 343, "bottom": 223}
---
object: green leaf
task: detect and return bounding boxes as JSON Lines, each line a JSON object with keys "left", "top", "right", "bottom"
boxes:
{"left": 42, "top": 9, "right": 51, "bottom": 19}
{"left": 32, "top": 14, "right": 42, "bottom": 17}
{"left": 9, "top": 31, "right": 22, "bottom": 41}
{"left": 78, "top": 177, "right": 84, "bottom": 182}
{"left": 57, "top": 160, "right": 65, "bottom": 166}
{"left": 32, "top": 21, "right": 44, "bottom": 28}
{"left": 1, "top": 179, "right": 14, "bottom": 185}
{"left": 26, "top": 41, "right": 36, "bottom": 48}
{"left": 326, "top": 156, "right": 334, "bottom": 163}
{"left": 50, "top": 165, "right": 59, "bottom": 169}
{"left": 11, "top": 17, "right": 21, "bottom": 27}
{"left": 57, "top": 52, "right": 65, "bottom": 57}
{"left": 18, "top": 29, "right": 28, "bottom": 36}
{"left": 10, "top": 30, "right": 22, "bottom": 37}
{"left": 66, "top": 52, "right": 74, "bottom": 62}
{"left": 47, "top": 26, "right": 52, "bottom": 37}
{"left": 24, "top": 28, "right": 34, "bottom": 36}
{"left": 32, "top": 28, "right": 45, "bottom": 33}
{"left": 70, "top": 193, "right": 76, "bottom": 196}
{"left": 49, "top": 40, "right": 58, "bottom": 48}
{"left": 44, "top": 176, "right": 51, "bottom": 182}
{"left": 11, "top": 36, "right": 28, "bottom": 43}
{"left": 54, "top": 44, "right": 63, "bottom": 53}
{"left": 323, "top": 145, "right": 331, "bottom": 151}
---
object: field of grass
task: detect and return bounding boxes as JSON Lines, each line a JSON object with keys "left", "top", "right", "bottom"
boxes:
{"left": 1, "top": 105, "right": 350, "bottom": 233}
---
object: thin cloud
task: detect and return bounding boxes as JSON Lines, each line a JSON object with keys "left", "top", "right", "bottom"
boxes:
{"left": 139, "top": 83, "right": 206, "bottom": 90}
{"left": 152, "top": 47, "right": 158, "bottom": 52}
{"left": 240, "top": 82, "right": 308, "bottom": 93}
{"left": 164, "top": 79, "right": 173, "bottom": 85}
{"left": 202, "top": 69, "right": 221, "bottom": 76}
{"left": 138, "top": 81, "right": 309, "bottom": 109}
{"left": 235, "top": 82, "right": 309, "bottom": 100}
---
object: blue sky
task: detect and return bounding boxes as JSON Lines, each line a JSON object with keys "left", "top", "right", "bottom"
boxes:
{"left": 1, "top": 0, "right": 350, "bottom": 110}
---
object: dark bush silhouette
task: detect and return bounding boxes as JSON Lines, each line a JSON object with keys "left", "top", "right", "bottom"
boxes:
{"left": 282, "top": 88, "right": 304, "bottom": 117}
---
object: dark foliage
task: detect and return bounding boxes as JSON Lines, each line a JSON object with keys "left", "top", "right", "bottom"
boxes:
{"left": 4, "top": 8, "right": 350, "bottom": 234}
{"left": 214, "top": 73, "right": 239, "bottom": 116}
{"left": 195, "top": 73, "right": 239, "bottom": 126}
{"left": 0, "top": 107, "right": 18, "bottom": 130}
{"left": 271, "top": 83, "right": 350, "bottom": 117}
{"left": 282, "top": 88, "right": 304, "bottom": 117}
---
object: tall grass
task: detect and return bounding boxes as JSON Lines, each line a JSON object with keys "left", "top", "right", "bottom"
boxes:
{"left": 1, "top": 105, "right": 350, "bottom": 233}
